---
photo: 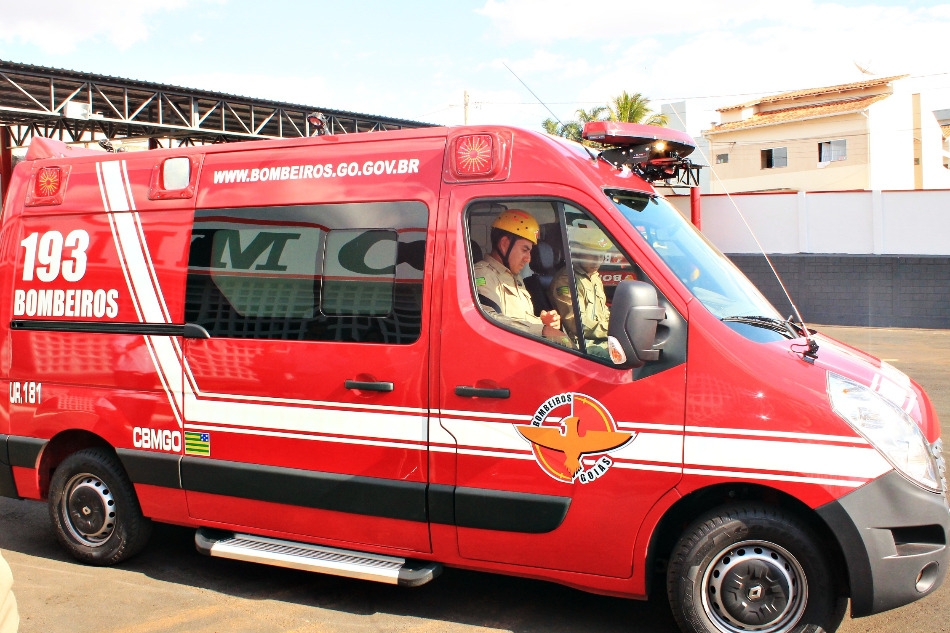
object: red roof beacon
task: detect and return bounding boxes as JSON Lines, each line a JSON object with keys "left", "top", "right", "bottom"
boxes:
{"left": 584, "top": 121, "right": 701, "bottom": 185}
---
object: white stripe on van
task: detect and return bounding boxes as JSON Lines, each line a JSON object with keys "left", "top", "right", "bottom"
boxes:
{"left": 683, "top": 468, "right": 868, "bottom": 489}
{"left": 684, "top": 435, "right": 890, "bottom": 481}
{"left": 183, "top": 423, "right": 426, "bottom": 452}
{"left": 185, "top": 394, "right": 427, "bottom": 443}
{"left": 97, "top": 163, "right": 142, "bottom": 321}
{"left": 684, "top": 425, "right": 869, "bottom": 445}
{"left": 98, "top": 160, "right": 187, "bottom": 426}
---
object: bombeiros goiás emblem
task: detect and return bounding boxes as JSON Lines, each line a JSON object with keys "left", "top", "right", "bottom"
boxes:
{"left": 517, "top": 393, "right": 634, "bottom": 483}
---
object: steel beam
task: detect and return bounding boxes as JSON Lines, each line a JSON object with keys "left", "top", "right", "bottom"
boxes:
{"left": 0, "top": 60, "right": 431, "bottom": 148}
{"left": 1, "top": 126, "right": 12, "bottom": 209}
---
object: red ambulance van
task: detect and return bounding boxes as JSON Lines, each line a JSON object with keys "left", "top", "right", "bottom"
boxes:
{"left": 0, "top": 122, "right": 946, "bottom": 633}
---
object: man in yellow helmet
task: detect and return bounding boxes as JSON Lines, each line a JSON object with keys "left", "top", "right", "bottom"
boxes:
{"left": 474, "top": 210, "right": 568, "bottom": 344}
{"left": 548, "top": 227, "right": 613, "bottom": 358}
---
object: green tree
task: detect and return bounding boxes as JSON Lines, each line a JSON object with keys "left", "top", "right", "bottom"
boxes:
{"left": 574, "top": 106, "right": 609, "bottom": 125}
{"left": 607, "top": 91, "right": 667, "bottom": 126}
{"left": 542, "top": 106, "right": 607, "bottom": 144}
{"left": 541, "top": 117, "right": 583, "bottom": 143}
{"left": 541, "top": 93, "right": 667, "bottom": 142}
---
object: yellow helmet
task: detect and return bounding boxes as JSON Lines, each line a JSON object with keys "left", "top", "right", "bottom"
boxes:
{"left": 492, "top": 209, "right": 540, "bottom": 245}
{"left": 569, "top": 227, "right": 612, "bottom": 254}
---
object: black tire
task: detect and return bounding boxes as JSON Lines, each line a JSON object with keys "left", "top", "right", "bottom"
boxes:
{"left": 48, "top": 448, "right": 152, "bottom": 565}
{"left": 666, "top": 504, "right": 847, "bottom": 633}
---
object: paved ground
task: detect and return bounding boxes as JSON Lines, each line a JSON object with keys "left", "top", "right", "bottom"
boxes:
{"left": 2, "top": 325, "right": 949, "bottom": 633}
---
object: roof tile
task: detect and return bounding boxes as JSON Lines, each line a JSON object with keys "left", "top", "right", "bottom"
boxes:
{"left": 718, "top": 75, "right": 908, "bottom": 112}
{"left": 707, "top": 95, "right": 889, "bottom": 134}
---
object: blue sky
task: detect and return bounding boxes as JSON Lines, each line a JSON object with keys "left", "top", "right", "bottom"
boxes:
{"left": 1, "top": 0, "right": 949, "bottom": 135}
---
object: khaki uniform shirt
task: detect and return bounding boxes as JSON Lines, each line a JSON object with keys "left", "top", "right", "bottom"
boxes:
{"left": 0, "top": 551, "right": 18, "bottom": 633}
{"left": 474, "top": 256, "right": 546, "bottom": 337}
{"left": 550, "top": 266, "right": 610, "bottom": 347}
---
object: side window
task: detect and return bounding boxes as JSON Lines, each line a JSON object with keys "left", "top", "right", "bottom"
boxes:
{"left": 465, "top": 199, "right": 643, "bottom": 362}
{"left": 185, "top": 202, "right": 427, "bottom": 343}
{"left": 559, "top": 205, "right": 641, "bottom": 359}
{"left": 466, "top": 200, "right": 566, "bottom": 345}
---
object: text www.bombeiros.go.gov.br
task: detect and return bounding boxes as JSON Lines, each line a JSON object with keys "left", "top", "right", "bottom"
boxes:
{"left": 213, "top": 158, "right": 420, "bottom": 184}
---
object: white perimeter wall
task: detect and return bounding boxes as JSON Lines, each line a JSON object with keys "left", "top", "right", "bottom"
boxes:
{"left": 668, "top": 190, "right": 950, "bottom": 255}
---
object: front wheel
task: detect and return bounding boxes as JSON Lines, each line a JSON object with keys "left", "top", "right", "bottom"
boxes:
{"left": 666, "top": 504, "right": 846, "bottom": 633}
{"left": 48, "top": 448, "right": 152, "bottom": 565}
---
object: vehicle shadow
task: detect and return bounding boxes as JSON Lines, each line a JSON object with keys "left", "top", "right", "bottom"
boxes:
{"left": 0, "top": 497, "right": 680, "bottom": 633}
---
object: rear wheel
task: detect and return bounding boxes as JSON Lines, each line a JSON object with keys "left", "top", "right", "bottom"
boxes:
{"left": 48, "top": 448, "right": 152, "bottom": 565}
{"left": 666, "top": 504, "right": 846, "bottom": 633}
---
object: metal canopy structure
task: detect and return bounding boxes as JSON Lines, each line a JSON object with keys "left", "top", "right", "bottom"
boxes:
{"left": 0, "top": 59, "right": 435, "bottom": 206}
{"left": 0, "top": 59, "right": 432, "bottom": 147}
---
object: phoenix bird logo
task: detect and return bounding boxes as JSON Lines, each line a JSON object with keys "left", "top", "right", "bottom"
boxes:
{"left": 518, "top": 393, "right": 634, "bottom": 483}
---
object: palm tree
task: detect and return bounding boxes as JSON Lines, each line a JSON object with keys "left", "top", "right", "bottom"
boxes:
{"left": 608, "top": 91, "right": 667, "bottom": 126}
{"left": 574, "top": 106, "right": 608, "bottom": 125}
{"left": 541, "top": 117, "right": 583, "bottom": 143}
{"left": 540, "top": 95, "right": 666, "bottom": 143}
{"left": 541, "top": 106, "right": 607, "bottom": 144}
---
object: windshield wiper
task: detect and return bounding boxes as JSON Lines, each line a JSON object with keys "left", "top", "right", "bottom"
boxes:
{"left": 721, "top": 315, "right": 800, "bottom": 339}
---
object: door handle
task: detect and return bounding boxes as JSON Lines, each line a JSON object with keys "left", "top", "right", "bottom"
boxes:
{"left": 455, "top": 386, "right": 510, "bottom": 399}
{"left": 345, "top": 380, "right": 394, "bottom": 393}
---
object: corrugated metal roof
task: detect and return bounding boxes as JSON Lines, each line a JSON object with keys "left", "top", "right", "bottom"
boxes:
{"left": 0, "top": 59, "right": 433, "bottom": 127}
{"left": 707, "top": 94, "right": 888, "bottom": 134}
{"left": 718, "top": 75, "right": 908, "bottom": 112}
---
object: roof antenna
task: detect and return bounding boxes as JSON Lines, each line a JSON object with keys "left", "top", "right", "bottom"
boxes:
{"left": 502, "top": 62, "right": 565, "bottom": 127}
{"left": 666, "top": 106, "right": 819, "bottom": 360}
{"left": 503, "top": 62, "right": 596, "bottom": 158}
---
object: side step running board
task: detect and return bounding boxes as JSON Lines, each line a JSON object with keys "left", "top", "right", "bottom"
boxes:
{"left": 195, "top": 528, "right": 441, "bottom": 587}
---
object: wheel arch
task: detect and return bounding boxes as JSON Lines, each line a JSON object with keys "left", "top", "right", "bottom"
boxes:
{"left": 645, "top": 482, "right": 849, "bottom": 599}
{"left": 38, "top": 429, "right": 113, "bottom": 499}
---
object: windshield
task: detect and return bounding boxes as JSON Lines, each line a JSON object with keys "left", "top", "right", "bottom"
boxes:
{"left": 606, "top": 189, "right": 781, "bottom": 320}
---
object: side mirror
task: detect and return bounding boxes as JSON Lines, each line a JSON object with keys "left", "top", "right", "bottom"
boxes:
{"left": 606, "top": 280, "right": 666, "bottom": 368}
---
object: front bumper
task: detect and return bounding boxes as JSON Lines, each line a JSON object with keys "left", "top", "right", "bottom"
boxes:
{"left": 817, "top": 470, "right": 950, "bottom": 617}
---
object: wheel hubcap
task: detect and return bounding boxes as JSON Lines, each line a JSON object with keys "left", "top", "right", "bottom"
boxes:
{"left": 61, "top": 473, "right": 116, "bottom": 547}
{"left": 702, "top": 540, "right": 807, "bottom": 633}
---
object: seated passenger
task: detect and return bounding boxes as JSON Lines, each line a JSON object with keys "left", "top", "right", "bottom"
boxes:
{"left": 549, "top": 228, "right": 612, "bottom": 358}
{"left": 474, "top": 210, "right": 570, "bottom": 346}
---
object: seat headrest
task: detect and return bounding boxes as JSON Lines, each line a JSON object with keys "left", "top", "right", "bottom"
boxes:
{"left": 536, "top": 241, "right": 555, "bottom": 271}
{"left": 470, "top": 240, "right": 483, "bottom": 263}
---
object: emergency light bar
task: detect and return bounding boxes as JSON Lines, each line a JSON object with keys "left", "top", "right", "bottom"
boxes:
{"left": 308, "top": 112, "right": 329, "bottom": 136}
{"left": 583, "top": 121, "right": 702, "bottom": 186}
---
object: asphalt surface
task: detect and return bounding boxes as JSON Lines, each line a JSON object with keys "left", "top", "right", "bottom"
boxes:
{"left": 1, "top": 325, "right": 949, "bottom": 633}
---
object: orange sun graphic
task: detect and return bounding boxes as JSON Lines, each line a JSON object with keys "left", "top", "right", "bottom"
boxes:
{"left": 456, "top": 135, "right": 492, "bottom": 174}
{"left": 36, "top": 168, "right": 61, "bottom": 197}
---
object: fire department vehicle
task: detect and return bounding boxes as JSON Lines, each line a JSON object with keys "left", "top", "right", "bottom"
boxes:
{"left": 0, "top": 120, "right": 947, "bottom": 633}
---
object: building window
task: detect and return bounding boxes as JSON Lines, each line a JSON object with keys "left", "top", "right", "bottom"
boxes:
{"left": 716, "top": 153, "right": 729, "bottom": 164}
{"left": 761, "top": 147, "right": 787, "bottom": 169}
{"left": 818, "top": 139, "right": 847, "bottom": 162}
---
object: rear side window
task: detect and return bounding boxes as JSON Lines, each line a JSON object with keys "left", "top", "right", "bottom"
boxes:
{"left": 185, "top": 202, "right": 427, "bottom": 343}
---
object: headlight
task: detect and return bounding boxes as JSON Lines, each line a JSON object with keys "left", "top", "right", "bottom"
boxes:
{"left": 828, "top": 372, "right": 940, "bottom": 492}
